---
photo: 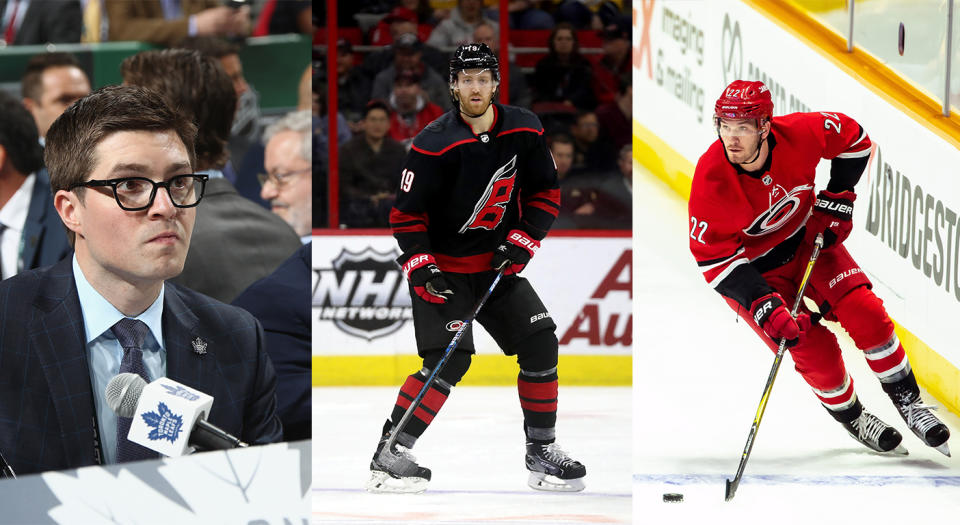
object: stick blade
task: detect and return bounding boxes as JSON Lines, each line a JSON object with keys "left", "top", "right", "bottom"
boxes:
{"left": 724, "top": 478, "right": 737, "bottom": 501}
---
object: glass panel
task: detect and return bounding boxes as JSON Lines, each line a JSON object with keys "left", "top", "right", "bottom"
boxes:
{"left": 800, "top": 0, "right": 949, "bottom": 107}
{"left": 952, "top": 0, "right": 959, "bottom": 114}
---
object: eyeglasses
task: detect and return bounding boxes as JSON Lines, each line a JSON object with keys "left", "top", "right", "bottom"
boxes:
{"left": 257, "top": 168, "right": 310, "bottom": 188}
{"left": 69, "top": 174, "right": 209, "bottom": 211}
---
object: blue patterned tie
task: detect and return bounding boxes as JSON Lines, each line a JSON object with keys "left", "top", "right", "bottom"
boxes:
{"left": 112, "top": 318, "right": 158, "bottom": 463}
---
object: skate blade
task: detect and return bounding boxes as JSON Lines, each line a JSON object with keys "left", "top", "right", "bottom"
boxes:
{"left": 527, "top": 471, "right": 585, "bottom": 492}
{"left": 365, "top": 470, "right": 428, "bottom": 494}
{"left": 934, "top": 442, "right": 951, "bottom": 457}
{"left": 886, "top": 443, "right": 909, "bottom": 456}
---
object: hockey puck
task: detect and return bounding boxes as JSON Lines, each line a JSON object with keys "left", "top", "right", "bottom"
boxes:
{"left": 898, "top": 22, "right": 905, "bottom": 56}
{"left": 663, "top": 492, "right": 683, "bottom": 503}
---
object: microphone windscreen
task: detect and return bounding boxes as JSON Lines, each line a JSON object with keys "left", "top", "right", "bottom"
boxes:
{"left": 105, "top": 373, "right": 147, "bottom": 418}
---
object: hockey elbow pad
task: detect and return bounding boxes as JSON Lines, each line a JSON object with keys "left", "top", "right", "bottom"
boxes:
{"left": 491, "top": 229, "right": 540, "bottom": 275}
{"left": 808, "top": 190, "right": 855, "bottom": 249}
{"left": 400, "top": 252, "right": 453, "bottom": 304}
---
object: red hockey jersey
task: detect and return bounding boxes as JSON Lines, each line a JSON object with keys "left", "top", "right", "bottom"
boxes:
{"left": 689, "top": 111, "right": 871, "bottom": 307}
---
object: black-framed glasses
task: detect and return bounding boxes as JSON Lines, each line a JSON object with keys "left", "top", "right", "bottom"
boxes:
{"left": 69, "top": 174, "right": 209, "bottom": 211}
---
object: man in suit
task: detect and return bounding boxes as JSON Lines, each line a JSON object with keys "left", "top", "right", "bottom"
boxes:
{"left": 0, "top": 85, "right": 282, "bottom": 476}
{"left": 233, "top": 242, "right": 311, "bottom": 442}
{"left": 0, "top": 90, "right": 70, "bottom": 278}
{"left": 21, "top": 52, "right": 91, "bottom": 142}
{"left": 121, "top": 49, "right": 301, "bottom": 303}
{"left": 105, "top": 0, "right": 249, "bottom": 47}
{"left": 262, "top": 109, "right": 312, "bottom": 243}
{"left": 0, "top": 0, "right": 81, "bottom": 45}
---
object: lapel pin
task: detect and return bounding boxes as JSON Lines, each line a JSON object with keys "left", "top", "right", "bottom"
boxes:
{"left": 191, "top": 337, "right": 207, "bottom": 355}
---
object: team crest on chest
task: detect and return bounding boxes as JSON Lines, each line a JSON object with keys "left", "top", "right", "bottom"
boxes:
{"left": 744, "top": 183, "right": 813, "bottom": 237}
{"left": 459, "top": 155, "right": 518, "bottom": 233}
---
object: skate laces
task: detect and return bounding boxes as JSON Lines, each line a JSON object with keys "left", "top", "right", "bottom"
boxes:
{"left": 901, "top": 398, "right": 941, "bottom": 434}
{"left": 542, "top": 443, "right": 577, "bottom": 467}
{"left": 853, "top": 412, "right": 887, "bottom": 443}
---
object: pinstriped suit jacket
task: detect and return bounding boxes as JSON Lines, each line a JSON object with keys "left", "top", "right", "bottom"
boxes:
{"left": 0, "top": 258, "right": 283, "bottom": 475}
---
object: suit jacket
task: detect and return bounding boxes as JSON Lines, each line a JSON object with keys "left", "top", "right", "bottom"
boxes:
{"left": 104, "top": 0, "right": 219, "bottom": 46}
{"left": 232, "top": 242, "right": 310, "bottom": 442}
{"left": 0, "top": 258, "right": 283, "bottom": 475}
{"left": 0, "top": 0, "right": 81, "bottom": 44}
{"left": 20, "top": 169, "right": 71, "bottom": 272}
{"left": 170, "top": 177, "right": 301, "bottom": 303}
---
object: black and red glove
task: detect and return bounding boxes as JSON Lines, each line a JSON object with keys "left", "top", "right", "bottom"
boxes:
{"left": 808, "top": 190, "right": 855, "bottom": 249}
{"left": 399, "top": 253, "right": 453, "bottom": 304}
{"left": 491, "top": 229, "right": 540, "bottom": 275}
{"left": 750, "top": 293, "right": 811, "bottom": 347}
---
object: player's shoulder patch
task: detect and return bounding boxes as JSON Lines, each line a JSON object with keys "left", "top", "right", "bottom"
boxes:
{"left": 498, "top": 105, "right": 544, "bottom": 136}
{"left": 411, "top": 110, "right": 476, "bottom": 155}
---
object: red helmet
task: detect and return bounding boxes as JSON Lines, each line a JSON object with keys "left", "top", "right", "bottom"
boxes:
{"left": 714, "top": 80, "right": 773, "bottom": 122}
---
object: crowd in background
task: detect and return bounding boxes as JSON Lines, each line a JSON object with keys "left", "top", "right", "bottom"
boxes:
{"left": 0, "top": 0, "right": 313, "bottom": 443}
{"left": 316, "top": 0, "right": 632, "bottom": 230}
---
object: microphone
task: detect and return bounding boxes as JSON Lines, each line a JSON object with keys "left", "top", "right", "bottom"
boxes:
{"left": 0, "top": 450, "right": 15, "bottom": 479}
{"left": 105, "top": 373, "right": 247, "bottom": 456}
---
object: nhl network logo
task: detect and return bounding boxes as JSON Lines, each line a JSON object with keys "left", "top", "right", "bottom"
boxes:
{"left": 313, "top": 247, "right": 414, "bottom": 340}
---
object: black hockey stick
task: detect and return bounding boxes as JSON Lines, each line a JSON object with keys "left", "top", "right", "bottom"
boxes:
{"left": 381, "top": 269, "right": 505, "bottom": 457}
{"left": 725, "top": 233, "right": 824, "bottom": 502}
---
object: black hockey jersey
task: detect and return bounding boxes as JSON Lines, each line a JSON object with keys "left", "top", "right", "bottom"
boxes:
{"left": 389, "top": 104, "right": 560, "bottom": 273}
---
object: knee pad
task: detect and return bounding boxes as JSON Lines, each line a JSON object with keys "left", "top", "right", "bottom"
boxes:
{"left": 830, "top": 285, "right": 894, "bottom": 350}
{"left": 513, "top": 329, "right": 559, "bottom": 375}
{"left": 422, "top": 350, "right": 473, "bottom": 388}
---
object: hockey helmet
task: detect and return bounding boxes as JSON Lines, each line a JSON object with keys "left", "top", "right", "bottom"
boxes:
{"left": 714, "top": 80, "right": 773, "bottom": 123}
{"left": 448, "top": 43, "right": 500, "bottom": 114}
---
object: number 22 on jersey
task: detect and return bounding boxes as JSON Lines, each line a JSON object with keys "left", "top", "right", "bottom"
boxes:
{"left": 690, "top": 217, "right": 708, "bottom": 244}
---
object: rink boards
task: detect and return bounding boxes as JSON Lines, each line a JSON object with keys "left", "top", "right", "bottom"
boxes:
{"left": 633, "top": 0, "right": 960, "bottom": 415}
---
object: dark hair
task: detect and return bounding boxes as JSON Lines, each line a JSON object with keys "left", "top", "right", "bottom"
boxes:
{"left": 0, "top": 90, "right": 43, "bottom": 175}
{"left": 121, "top": 49, "right": 236, "bottom": 170}
{"left": 21, "top": 52, "right": 84, "bottom": 101}
{"left": 175, "top": 36, "right": 241, "bottom": 59}
{"left": 548, "top": 132, "right": 574, "bottom": 149}
{"left": 363, "top": 100, "right": 390, "bottom": 119}
{"left": 45, "top": 85, "right": 197, "bottom": 244}
{"left": 548, "top": 22, "right": 580, "bottom": 56}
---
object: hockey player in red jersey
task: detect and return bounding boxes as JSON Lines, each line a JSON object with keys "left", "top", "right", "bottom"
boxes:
{"left": 366, "top": 43, "right": 586, "bottom": 494}
{"left": 689, "top": 80, "right": 950, "bottom": 457}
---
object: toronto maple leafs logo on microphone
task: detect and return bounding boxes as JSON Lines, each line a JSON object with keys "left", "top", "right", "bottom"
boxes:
{"left": 141, "top": 402, "right": 185, "bottom": 443}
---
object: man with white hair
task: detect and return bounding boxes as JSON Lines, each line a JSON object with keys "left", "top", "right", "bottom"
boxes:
{"left": 261, "top": 109, "right": 312, "bottom": 243}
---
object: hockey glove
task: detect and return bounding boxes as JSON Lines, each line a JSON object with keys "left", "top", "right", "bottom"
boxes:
{"left": 400, "top": 253, "right": 453, "bottom": 304}
{"left": 491, "top": 229, "right": 540, "bottom": 275}
{"left": 808, "top": 190, "right": 855, "bottom": 249}
{"left": 750, "top": 293, "right": 812, "bottom": 347}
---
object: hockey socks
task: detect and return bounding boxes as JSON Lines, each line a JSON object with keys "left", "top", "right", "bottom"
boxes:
{"left": 518, "top": 369, "right": 558, "bottom": 442}
{"left": 388, "top": 370, "right": 452, "bottom": 447}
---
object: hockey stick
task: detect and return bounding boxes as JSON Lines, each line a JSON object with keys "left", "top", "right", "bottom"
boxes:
{"left": 381, "top": 269, "right": 505, "bottom": 459}
{"left": 724, "top": 233, "right": 824, "bottom": 502}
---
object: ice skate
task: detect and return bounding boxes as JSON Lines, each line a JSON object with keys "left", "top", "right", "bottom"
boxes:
{"left": 365, "top": 430, "right": 432, "bottom": 494}
{"left": 525, "top": 441, "right": 586, "bottom": 492}
{"left": 841, "top": 408, "right": 908, "bottom": 455}
{"left": 892, "top": 391, "right": 951, "bottom": 457}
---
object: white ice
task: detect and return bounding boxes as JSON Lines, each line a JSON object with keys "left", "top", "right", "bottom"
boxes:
{"left": 633, "top": 161, "right": 960, "bottom": 523}
{"left": 313, "top": 386, "right": 631, "bottom": 524}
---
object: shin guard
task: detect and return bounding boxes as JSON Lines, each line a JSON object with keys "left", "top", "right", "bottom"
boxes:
{"left": 387, "top": 350, "right": 472, "bottom": 447}
{"left": 832, "top": 286, "right": 911, "bottom": 384}
{"left": 514, "top": 330, "right": 559, "bottom": 443}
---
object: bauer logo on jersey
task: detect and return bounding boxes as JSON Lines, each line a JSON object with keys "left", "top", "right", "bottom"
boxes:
{"left": 313, "top": 247, "right": 413, "bottom": 340}
{"left": 743, "top": 184, "right": 813, "bottom": 237}
{"left": 459, "top": 155, "right": 518, "bottom": 233}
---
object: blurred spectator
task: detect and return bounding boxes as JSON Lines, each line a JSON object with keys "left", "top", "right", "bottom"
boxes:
{"left": 387, "top": 69, "right": 445, "bottom": 148}
{"left": 371, "top": 33, "right": 451, "bottom": 111}
{"left": 0, "top": 90, "right": 70, "bottom": 278}
{"left": 262, "top": 110, "right": 312, "bottom": 243}
{"left": 369, "top": 6, "right": 432, "bottom": 46}
{"left": 122, "top": 49, "right": 300, "bottom": 303}
{"left": 548, "top": 132, "right": 575, "bottom": 181}
{"left": 559, "top": 144, "right": 631, "bottom": 229}
{"left": 20, "top": 52, "right": 91, "bottom": 142}
{"left": 592, "top": 19, "right": 630, "bottom": 105}
{"left": 556, "top": 0, "right": 624, "bottom": 30}
{"left": 252, "top": 0, "right": 311, "bottom": 36}
{"left": 532, "top": 23, "right": 595, "bottom": 111}
{"left": 105, "top": 0, "right": 250, "bottom": 46}
{"left": 426, "top": 0, "right": 497, "bottom": 48}
{"left": 570, "top": 109, "right": 615, "bottom": 172}
{"left": 595, "top": 75, "right": 630, "bottom": 151}
{"left": 363, "top": 25, "right": 448, "bottom": 79}
{"left": 472, "top": 21, "right": 531, "bottom": 109}
{"left": 339, "top": 101, "right": 406, "bottom": 228}
{"left": 336, "top": 38, "right": 373, "bottom": 125}
{"left": 507, "top": 0, "right": 553, "bottom": 30}
{"left": 0, "top": 0, "right": 81, "bottom": 45}
{"left": 400, "top": 0, "right": 436, "bottom": 25}
{"left": 232, "top": 242, "right": 311, "bottom": 442}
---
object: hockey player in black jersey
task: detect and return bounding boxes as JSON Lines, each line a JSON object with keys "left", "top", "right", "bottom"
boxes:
{"left": 366, "top": 43, "right": 587, "bottom": 494}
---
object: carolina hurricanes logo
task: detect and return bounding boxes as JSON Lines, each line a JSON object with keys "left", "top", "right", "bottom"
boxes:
{"left": 459, "top": 155, "right": 518, "bottom": 233}
{"left": 445, "top": 320, "right": 465, "bottom": 331}
{"left": 744, "top": 184, "right": 813, "bottom": 237}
